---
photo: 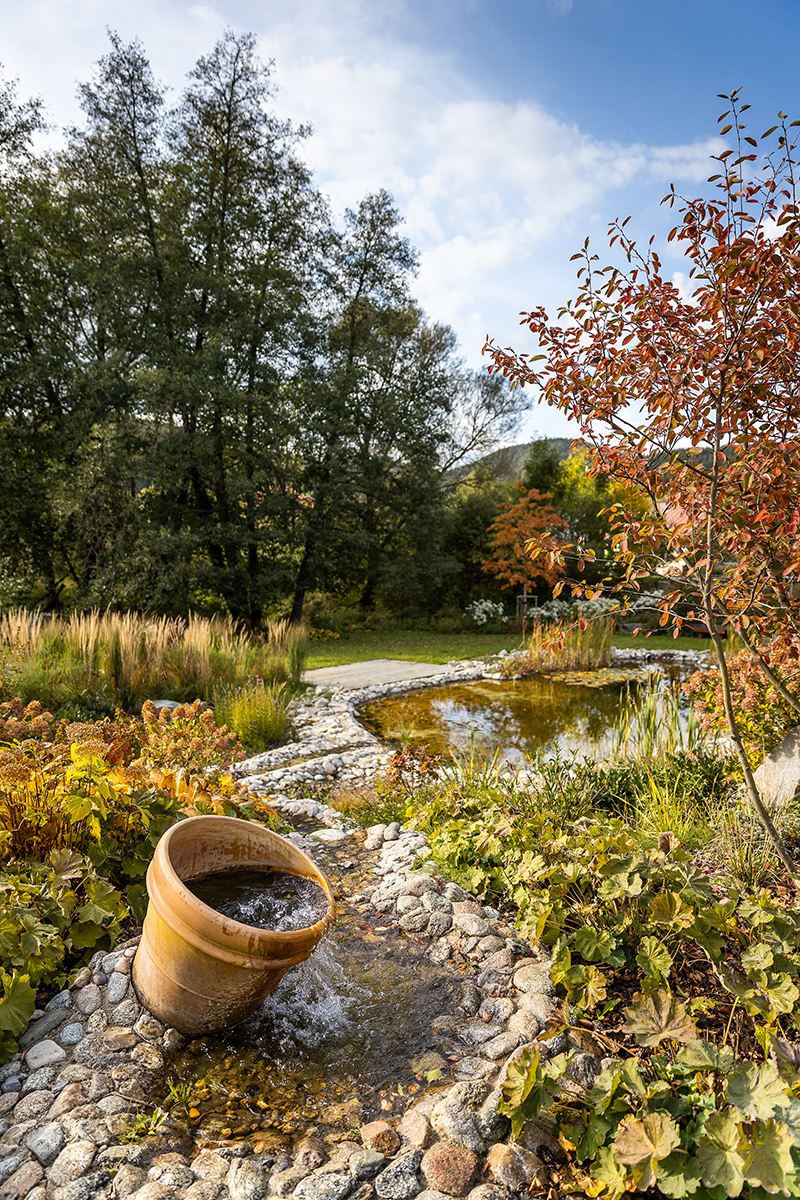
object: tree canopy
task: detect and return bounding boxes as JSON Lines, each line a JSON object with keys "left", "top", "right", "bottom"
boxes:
{"left": 484, "top": 91, "right": 800, "bottom": 877}
{"left": 0, "top": 32, "right": 522, "bottom": 622}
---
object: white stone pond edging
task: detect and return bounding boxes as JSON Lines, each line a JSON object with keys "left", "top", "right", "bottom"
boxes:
{"left": 232, "top": 645, "right": 708, "bottom": 800}
{"left": 2, "top": 646, "right": 710, "bottom": 1200}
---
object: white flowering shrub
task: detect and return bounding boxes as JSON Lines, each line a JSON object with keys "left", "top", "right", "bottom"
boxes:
{"left": 534, "top": 595, "right": 622, "bottom": 622}
{"left": 464, "top": 599, "right": 507, "bottom": 627}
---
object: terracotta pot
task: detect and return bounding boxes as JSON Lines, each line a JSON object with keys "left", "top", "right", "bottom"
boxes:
{"left": 132, "top": 814, "right": 334, "bottom": 1036}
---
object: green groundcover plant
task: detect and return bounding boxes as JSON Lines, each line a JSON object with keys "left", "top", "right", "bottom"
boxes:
{"left": 0, "top": 698, "right": 287, "bottom": 1060}
{"left": 500, "top": 991, "right": 800, "bottom": 1199}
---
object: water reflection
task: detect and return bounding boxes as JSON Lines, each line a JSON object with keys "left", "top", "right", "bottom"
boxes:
{"left": 359, "top": 673, "right": 643, "bottom": 761}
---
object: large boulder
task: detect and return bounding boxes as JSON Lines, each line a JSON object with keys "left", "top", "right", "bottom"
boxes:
{"left": 754, "top": 725, "right": 800, "bottom": 810}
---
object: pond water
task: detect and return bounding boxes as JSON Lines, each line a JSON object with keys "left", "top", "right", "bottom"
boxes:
{"left": 359, "top": 665, "right": 684, "bottom": 763}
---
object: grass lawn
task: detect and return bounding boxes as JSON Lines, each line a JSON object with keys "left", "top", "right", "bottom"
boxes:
{"left": 305, "top": 628, "right": 713, "bottom": 669}
{"left": 305, "top": 629, "right": 523, "bottom": 669}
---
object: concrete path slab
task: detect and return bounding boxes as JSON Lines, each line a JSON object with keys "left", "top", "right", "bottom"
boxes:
{"left": 303, "top": 658, "right": 446, "bottom": 689}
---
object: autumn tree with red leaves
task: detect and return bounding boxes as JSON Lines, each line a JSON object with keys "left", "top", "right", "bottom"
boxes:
{"left": 484, "top": 92, "right": 800, "bottom": 880}
{"left": 482, "top": 484, "right": 566, "bottom": 592}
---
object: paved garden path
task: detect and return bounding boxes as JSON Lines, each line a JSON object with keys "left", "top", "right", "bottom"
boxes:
{"left": 303, "top": 658, "right": 446, "bottom": 688}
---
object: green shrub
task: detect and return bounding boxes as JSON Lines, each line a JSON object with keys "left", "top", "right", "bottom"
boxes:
{"left": 211, "top": 679, "right": 290, "bottom": 752}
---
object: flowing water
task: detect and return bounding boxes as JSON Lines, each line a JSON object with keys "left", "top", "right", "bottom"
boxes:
{"left": 186, "top": 868, "right": 329, "bottom": 932}
{"left": 160, "top": 843, "right": 460, "bottom": 1147}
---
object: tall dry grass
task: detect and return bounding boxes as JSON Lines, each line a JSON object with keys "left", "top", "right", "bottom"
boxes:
{"left": 0, "top": 609, "right": 308, "bottom": 715}
{"left": 508, "top": 616, "right": 615, "bottom": 675}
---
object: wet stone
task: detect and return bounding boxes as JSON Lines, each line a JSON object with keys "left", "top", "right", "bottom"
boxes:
{"left": 480, "top": 1032, "right": 522, "bottom": 1061}
{"left": 457, "top": 984, "right": 481, "bottom": 1017}
{"left": 421, "top": 1145, "right": 479, "bottom": 1197}
{"left": 162, "top": 1029, "right": 187, "bottom": 1055}
{"left": 457, "top": 1021, "right": 504, "bottom": 1048}
{"left": 360, "top": 1122, "right": 400, "bottom": 1156}
{"left": 373, "top": 1149, "right": 423, "bottom": 1199}
{"left": 294, "top": 1173, "right": 354, "bottom": 1200}
{"left": 192, "top": 1149, "right": 229, "bottom": 1181}
{"left": 349, "top": 1150, "right": 386, "bottom": 1180}
{"left": 270, "top": 1164, "right": 310, "bottom": 1195}
{"left": 428, "top": 940, "right": 451, "bottom": 964}
{"left": 426, "top": 914, "right": 452, "bottom": 938}
{"left": 130, "top": 1042, "right": 165, "bottom": 1071}
{"left": 149, "top": 1160, "right": 195, "bottom": 1188}
{"left": 399, "top": 912, "right": 429, "bottom": 934}
{"left": 476, "top": 936, "right": 505, "bottom": 956}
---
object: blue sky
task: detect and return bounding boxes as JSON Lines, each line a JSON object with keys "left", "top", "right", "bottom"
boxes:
{"left": 2, "top": 0, "right": 798, "bottom": 441}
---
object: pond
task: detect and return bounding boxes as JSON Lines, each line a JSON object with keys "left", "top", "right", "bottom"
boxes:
{"left": 359, "top": 663, "right": 690, "bottom": 763}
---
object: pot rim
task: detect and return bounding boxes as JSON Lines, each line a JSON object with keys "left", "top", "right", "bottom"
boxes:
{"left": 154, "top": 814, "right": 334, "bottom": 950}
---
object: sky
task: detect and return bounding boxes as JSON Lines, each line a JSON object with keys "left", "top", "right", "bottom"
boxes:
{"left": 2, "top": 0, "right": 799, "bottom": 442}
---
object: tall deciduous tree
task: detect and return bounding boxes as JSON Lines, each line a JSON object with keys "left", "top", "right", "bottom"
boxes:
{"left": 485, "top": 92, "right": 800, "bottom": 878}
{"left": 65, "top": 31, "right": 328, "bottom": 623}
{"left": 482, "top": 484, "right": 565, "bottom": 593}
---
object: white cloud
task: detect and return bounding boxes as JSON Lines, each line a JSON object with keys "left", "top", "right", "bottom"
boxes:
{"left": 0, "top": 0, "right": 723, "bottom": 438}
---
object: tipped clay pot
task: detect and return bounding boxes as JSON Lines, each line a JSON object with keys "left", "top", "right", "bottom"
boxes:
{"left": 132, "top": 814, "right": 334, "bottom": 1036}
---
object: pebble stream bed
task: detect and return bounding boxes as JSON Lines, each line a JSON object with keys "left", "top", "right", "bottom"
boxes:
{"left": 2, "top": 648, "right": 705, "bottom": 1200}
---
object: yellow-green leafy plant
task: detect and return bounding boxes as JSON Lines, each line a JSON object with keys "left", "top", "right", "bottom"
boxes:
{"left": 499, "top": 991, "right": 800, "bottom": 1200}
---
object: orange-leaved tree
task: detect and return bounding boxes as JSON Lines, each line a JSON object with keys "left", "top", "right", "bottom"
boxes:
{"left": 484, "top": 92, "right": 800, "bottom": 880}
{"left": 482, "top": 484, "right": 566, "bottom": 593}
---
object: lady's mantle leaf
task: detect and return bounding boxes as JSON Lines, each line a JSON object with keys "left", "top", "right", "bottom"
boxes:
{"left": 696, "top": 1110, "right": 744, "bottom": 1196}
{"left": 613, "top": 1111, "right": 680, "bottom": 1190}
{"left": 726, "top": 1062, "right": 789, "bottom": 1120}
{"left": 0, "top": 972, "right": 36, "bottom": 1035}
{"left": 622, "top": 990, "right": 697, "bottom": 1047}
{"left": 742, "top": 1119, "right": 794, "bottom": 1193}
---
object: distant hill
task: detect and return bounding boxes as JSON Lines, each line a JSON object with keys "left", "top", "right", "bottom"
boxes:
{"left": 449, "top": 438, "right": 576, "bottom": 485}
{"left": 450, "top": 438, "right": 719, "bottom": 486}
